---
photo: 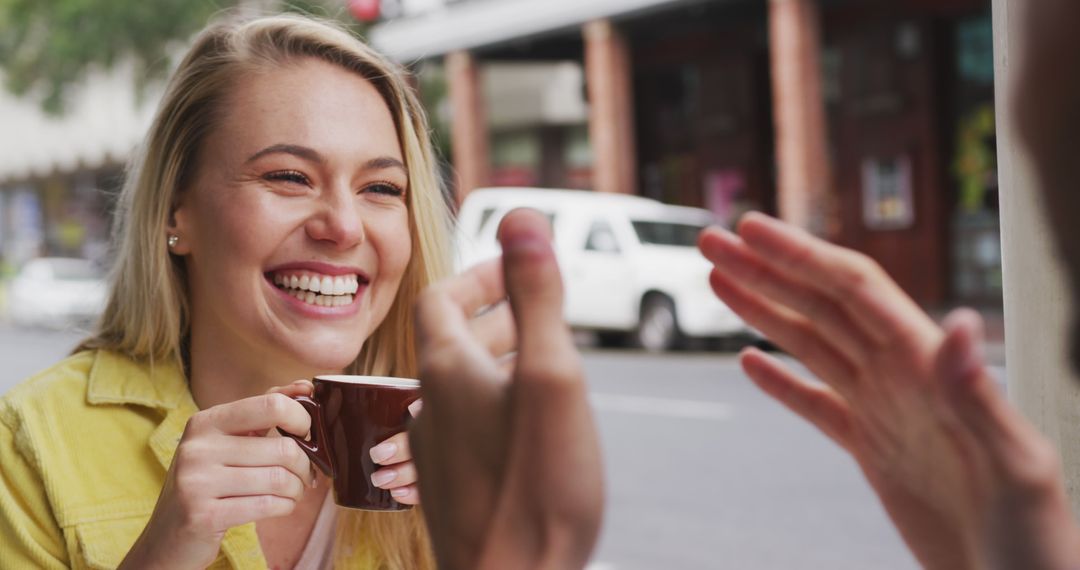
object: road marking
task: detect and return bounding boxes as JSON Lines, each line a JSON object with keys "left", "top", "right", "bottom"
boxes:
{"left": 589, "top": 393, "right": 732, "bottom": 421}
{"left": 586, "top": 563, "right": 616, "bottom": 570}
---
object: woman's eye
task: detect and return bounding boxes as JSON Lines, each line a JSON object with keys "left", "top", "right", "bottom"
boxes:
{"left": 264, "top": 170, "right": 311, "bottom": 186}
{"left": 364, "top": 182, "right": 405, "bottom": 197}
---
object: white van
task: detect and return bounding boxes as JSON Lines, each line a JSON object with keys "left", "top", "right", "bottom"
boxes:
{"left": 454, "top": 187, "right": 750, "bottom": 351}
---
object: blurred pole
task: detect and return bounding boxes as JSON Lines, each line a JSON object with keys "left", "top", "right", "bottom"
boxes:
{"left": 768, "top": 0, "right": 832, "bottom": 234}
{"left": 584, "top": 20, "right": 637, "bottom": 195}
{"left": 993, "top": 0, "right": 1080, "bottom": 515}
{"left": 446, "top": 50, "right": 491, "bottom": 205}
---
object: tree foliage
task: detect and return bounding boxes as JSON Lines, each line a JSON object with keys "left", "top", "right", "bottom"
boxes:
{"left": 0, "top": 0, "right": 364, "bottom": 114}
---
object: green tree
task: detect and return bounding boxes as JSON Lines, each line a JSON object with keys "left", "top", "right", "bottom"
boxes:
{"left": 0, "top": 0, "right": 362, "bottom": 114}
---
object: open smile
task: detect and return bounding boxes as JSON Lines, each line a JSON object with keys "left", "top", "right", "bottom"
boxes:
{"left": 264, "top": 264, "right": 370, "bottom": 313}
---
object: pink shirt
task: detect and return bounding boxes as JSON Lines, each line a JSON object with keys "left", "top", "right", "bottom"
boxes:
{"left": 293, "top": 490, "right": 338, "bottom": 570}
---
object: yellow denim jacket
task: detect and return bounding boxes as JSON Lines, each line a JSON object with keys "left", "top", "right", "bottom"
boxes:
{"left": 0, "top": 350, "right": 270, "bottom": 569}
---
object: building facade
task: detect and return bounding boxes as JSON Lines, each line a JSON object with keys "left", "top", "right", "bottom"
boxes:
{"left": 372, "top": 0, "right": 999, "bottom": 309}
{"left": 0, "top": 63, "right": 156, "bottom": 275}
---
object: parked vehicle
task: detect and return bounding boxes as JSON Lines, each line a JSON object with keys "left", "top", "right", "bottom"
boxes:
{"left": 8, "top": 258, "right": 108, "bottom": 328}
{"left": 454, "top": 187, "right": 750, "bottom": 351}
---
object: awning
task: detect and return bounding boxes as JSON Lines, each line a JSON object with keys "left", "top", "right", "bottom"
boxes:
{"left": 0, "top": 63, "right": 159, "bottom": 184}
{"left": 369, "top": 0, "right": 704, "bottom": 62}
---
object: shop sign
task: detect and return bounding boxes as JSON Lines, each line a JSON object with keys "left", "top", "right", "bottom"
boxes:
{"left": 958, "top": 15, "right": 994, "bottom": 85}
{"left": 861, "top": 155, "right": 914, "bottom": 231}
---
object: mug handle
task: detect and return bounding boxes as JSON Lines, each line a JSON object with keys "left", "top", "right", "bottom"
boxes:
{"left": 277, "top": 396, "right": 334, "bottom": 478}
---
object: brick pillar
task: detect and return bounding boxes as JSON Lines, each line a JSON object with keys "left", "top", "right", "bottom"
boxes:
{"left": 446, "top": 50, "right": 490, "bottom": 204}
{"left": 768, "top": 0, "right": 832, "bottom": 233}
{"left": 584, "top": 20, "right": 637, "bottom": 194}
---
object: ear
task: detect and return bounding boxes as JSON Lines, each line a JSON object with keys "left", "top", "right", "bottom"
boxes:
{"left": 167, "top": 194, "right": 194, "bottom": 256}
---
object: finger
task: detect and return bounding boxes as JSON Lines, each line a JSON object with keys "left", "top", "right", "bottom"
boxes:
{"left": 370, "top": 431, "right": 411, "bottom": 465}
{"left": 217, "top": 465, "right": 306, "bottom": 501}
{"left": 417, "top": 259, "right": 506, "bottom": 346}
{"left": 709, "top": 268, "right": 858, "bottom": 394}
{"left": 196, "top": 393, "right": 311, "bottom": 438}
{"left": 389, "top": 484, "right": 420, "bottom": 505}
{"left": 209, "top": 495, "right": 297, "bottom": 531}
{"left": 219, "top": 435, "right": 317, "bottom": 488}
{"left": 468, "top": 301, "right": 517, "bottom": 357}
{"left": 737, "top": 212, "right": 940, "bottom": 349}
{"left": 498, "top": 209, "right": 581, "bottom": 386}
{"left": 371, "top": 461, "right": 418, "bottom": 489}
{"left": 938, "top": 309, "right": 1058, "bottom": 486}
{"left": 699, "top": 227, "right": 874, "bottom": 368}
{"left": 740, "top": 347, "right": 854, "bottom": 449}
{"left": 408, "top": 398, "right": 423, "bottom": 418}
{"left": 266, "top": 380, "right": 314, "bottom": 398}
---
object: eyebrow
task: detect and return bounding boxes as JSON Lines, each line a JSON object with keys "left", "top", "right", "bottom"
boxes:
{"left": 246, "top": 144, "right": 324, "bottom": 165}
{"left": 245, "top": 144, "right": 407, "bottom": 175}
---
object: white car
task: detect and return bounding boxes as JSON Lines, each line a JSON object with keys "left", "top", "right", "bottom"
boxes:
{"left": 454, "top": 187, "right": 750, "bottom": 351}
{"left": 8, "top": 258, "right": 108, "bottom": 328}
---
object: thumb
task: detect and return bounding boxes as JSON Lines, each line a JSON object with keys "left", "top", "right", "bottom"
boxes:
{"left": 938, "top": 309, "right": 1037, "bottom": 465}
{"left": 497, "top": 209, "right": 576, "bottom": 375}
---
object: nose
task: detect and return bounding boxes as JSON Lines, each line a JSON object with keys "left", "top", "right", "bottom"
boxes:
{"left": 305, "top": 186, "right": 365, "bottom": 249}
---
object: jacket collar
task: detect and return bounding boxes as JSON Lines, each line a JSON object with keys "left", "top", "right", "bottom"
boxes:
{"left": 86, "top": 350, "right": 190, "bottom": 410}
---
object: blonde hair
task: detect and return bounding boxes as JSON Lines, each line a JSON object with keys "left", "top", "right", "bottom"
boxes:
{"left": 78, "top": 13, "right": 449, "bottom": 569}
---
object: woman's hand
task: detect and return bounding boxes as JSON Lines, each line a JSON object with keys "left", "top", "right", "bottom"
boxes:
{"left": 120, "top": 381, "right": 317, "bottom": 570}
{"left": 699, "top": 212, "right": 1080, "bottom": 570}
{"left": 369, "top": 401, "right": 423, "bottom": 505}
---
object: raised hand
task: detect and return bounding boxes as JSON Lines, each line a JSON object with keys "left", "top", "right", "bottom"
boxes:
{"left": 700, "top": 212, "right": 1080, "bottom": 570}
{"left": 410, "top": 208, "right": 604, "bottom": 570}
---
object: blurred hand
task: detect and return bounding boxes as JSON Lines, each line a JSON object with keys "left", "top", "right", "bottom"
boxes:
{"left": 410, "top": 209, "right": 604, "bottom": 570}
{"left": 119, "top": 380, "right": 317, "bottom": 570}
{"left": 699, "top": 212, "right": 1080, "bottom": 570}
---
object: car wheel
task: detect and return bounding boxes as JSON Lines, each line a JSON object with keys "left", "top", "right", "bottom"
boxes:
{"left": 595, "top": 331, "right": 629, "bottom": 349}
{"left": 635, "top": 294, "right": 680, "bottom": 352}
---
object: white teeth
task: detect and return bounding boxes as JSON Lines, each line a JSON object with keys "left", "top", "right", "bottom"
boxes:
{"left": 274, "top": 272, "right": 363, "bottom": 304}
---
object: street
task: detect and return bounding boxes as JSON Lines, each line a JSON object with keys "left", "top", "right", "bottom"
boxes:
{"left": 1, "top": 324, "right": 918, "bottom": 569}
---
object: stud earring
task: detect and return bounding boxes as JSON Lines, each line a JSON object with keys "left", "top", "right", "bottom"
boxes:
{"left": 167, "top": 235, "right": 179, "bottom": 249}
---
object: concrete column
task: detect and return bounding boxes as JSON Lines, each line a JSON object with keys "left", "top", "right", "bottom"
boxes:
{"left": 446, "top": 50, "right": 490, "bottom": 204}
{"left": 993, "top": 0, "right": 1080, "bottom": 515}
{"left": 584, "top": 20, "right": 637, "bottom": 195}
{"left": 768, "top": 0, "right": 832, "bottom": 233}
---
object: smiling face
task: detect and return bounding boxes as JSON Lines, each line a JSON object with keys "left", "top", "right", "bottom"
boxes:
{"left": 171, "top": 57, "right": 412, "bottom": 375}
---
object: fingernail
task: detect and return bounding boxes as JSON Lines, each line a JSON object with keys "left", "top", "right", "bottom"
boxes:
{"left": 390, "top": 487, "right": 410, "bottom": 498}
{"left": 370, "top": 442, "right": 397, "bottom": 463}
{"left": 408, "top": 399, "right": 423, "bottom": 417}
{"left": 371, "top": 469, "right": 397, "bottom": 488}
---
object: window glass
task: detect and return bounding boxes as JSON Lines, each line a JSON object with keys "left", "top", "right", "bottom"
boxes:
{"left": 585, "top": 220, "right": 620, "bottom": 253}
{"left": 631, "top": 221, "right": 706, "bottom": 247}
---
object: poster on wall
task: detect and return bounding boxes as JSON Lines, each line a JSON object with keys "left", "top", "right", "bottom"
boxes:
{"left": 862, "top": 155, "right": 914, "bottom": 230}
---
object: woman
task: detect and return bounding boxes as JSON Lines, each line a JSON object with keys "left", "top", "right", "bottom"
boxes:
{"left": 0, "top": 14, "right": 448, "bottom": 569}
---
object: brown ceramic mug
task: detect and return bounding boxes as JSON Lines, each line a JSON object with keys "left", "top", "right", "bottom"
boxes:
{"left": 279, "top": 375, "right": 420, "bottom": 511}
